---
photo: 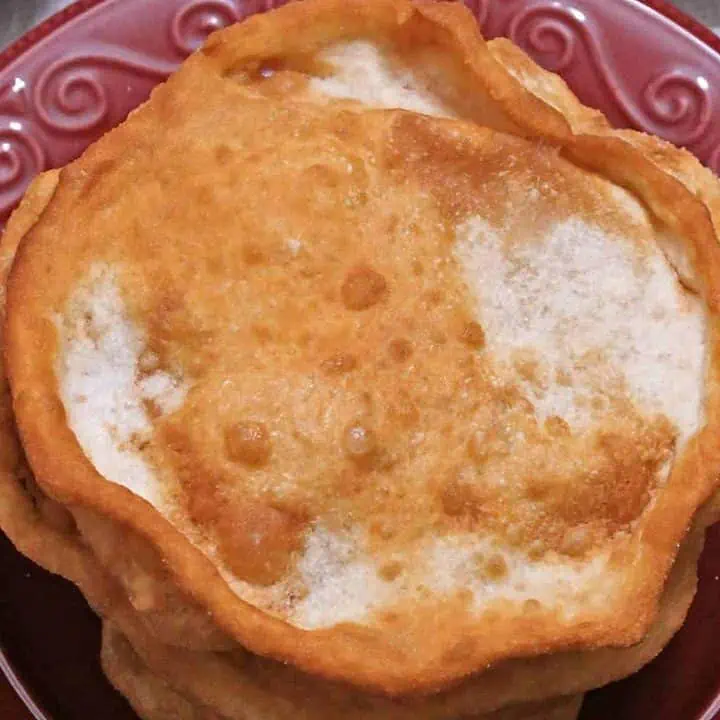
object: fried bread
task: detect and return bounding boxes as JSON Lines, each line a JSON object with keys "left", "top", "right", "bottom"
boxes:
{"left": 0, "top": 172, "right": 715, "bottom": 720}
{"left": 4, "top": 0, "right": 720, "bottom": 699}
{"left": 100, "top": 623, "right": 584, "bottom": 720}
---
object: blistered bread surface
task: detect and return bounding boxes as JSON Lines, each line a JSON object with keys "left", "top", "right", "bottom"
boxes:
{"left": 6, "top": 0, "right": 720, "bottom": 695}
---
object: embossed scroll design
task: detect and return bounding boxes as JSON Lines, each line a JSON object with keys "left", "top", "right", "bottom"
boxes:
{"left": 36, "top": 0, "right": 285, "bottom": 135}
{"left": 33, "top": 51, "right": 177, "bottom": 134}
{"left": 0, "top": 47, "right": 176, "bottom": 217}
{"left": 172, "top": 0, "right": 242, "bottom": 55}
{"left": 0, "top": 127, "right": 45, "bottom": 206}
{"left": 507, "top": 3, "right": 713, "bottom": 149}
{"left": 0, "top": 0, "right": 300, "bottom": 224}
{"left": 171, "top": 0, "right": 292, "bottom": 56}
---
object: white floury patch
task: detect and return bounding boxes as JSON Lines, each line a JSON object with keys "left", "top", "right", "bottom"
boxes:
{"left": 455, "top": 216, "right": 706, "bottom": 439}
{"left": 57, "top": 264, "right": 186, "bottom": 504}
{"left": 310, "top": 41, "right": 455, "bottom": 118}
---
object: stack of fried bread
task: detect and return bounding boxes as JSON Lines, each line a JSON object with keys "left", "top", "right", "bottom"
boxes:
{"left": 2, "top": 1, "right": 720, "bottom": 718}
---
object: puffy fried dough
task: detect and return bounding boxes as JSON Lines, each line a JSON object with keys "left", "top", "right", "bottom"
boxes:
{"left": 0, "top": 175, "right": 710, "bottom": 718}
{"left": 2, "top": 12, "right": 720, "bottom": 706}
{"left": 6, "top": 0, "right": 720, "bottom": 695}
{"left": 101, "top": 622, "right": 583, "bottom": 720}
{"left": 101, "top": 623, "right": 223, "bottom": 720}
{"left": 72, "top": 510, "right": 713, "bottom": 720}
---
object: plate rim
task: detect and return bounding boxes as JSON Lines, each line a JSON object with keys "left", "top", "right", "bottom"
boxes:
{"left": 0, "top": 0, "right": 109, "bottom": 72}
{"left": 1, "top": 0, "right": 720, "bottom": 72}
{"left": 639, "top": 0, "right": 720, "bottom": 54}
{"left": 0, "top": 646, "right": 49, "bottom": 720}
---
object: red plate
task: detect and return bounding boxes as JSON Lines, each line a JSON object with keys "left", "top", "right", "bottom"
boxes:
{"left": 1, "top": 1, "right": 719, "bottom": 718}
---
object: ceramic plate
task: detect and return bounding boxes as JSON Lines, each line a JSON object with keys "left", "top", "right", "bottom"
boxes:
{"left": 1, "top": 1, "right": 719, "bottom": 718}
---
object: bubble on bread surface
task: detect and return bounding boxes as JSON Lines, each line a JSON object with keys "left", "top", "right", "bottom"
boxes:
{"left": 460, "top": 321, "right": 486, "bottom": 349}
{"left": 225, "top": 421, "right": 272, "bottom": 467}
{"left": 341, "top": 265, "right": 388, "bottom": 310}
{"left": 343, "top": 422, "right": 378, "bottom": 461}
{"left": 454, "top": 217, "right": 706, "bottom": 440}
{"left": 310, "top": 41, "right": 455, "bottom": 117}
{"left": 57, "top": 265, "right": 186, "bottom": 504}
{"left": 388, "top": 337, "right": 414, "bottom": 363}
{"left": 321, "top": 352, "right": 358, "bottom": 375}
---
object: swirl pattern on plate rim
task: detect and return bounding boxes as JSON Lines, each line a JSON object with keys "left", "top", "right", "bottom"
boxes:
{"left": 171, "top": 0, "right": 243, "bottom": 56}
{"left": 506, "top": 3, "right": 713, "bottom": 148}
{"left": 33, "top": 51, "right": 178, "bottom": 134}
{"left": 0, "top": 125, "right": 45, "bottom": 211}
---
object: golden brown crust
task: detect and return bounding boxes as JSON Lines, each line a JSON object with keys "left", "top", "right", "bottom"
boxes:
{"left": 0, "top": 174, "right": 714, "bottom": 720}
{"left": 0, "top": 183, "right": 709, "bottom": 719}
{"left": 4, "top": 0, "right": 720, "bottom": 696}
{"left": 72, "top": 506, "right": 234, "bottom": 650}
